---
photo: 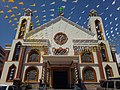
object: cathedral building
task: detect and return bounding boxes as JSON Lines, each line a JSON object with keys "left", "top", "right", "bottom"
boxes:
{"left": 0, "top": 9, "right": 119, "bottom": 89}
{"left": 0, "top": 46, "right": 6, "bottom": 78}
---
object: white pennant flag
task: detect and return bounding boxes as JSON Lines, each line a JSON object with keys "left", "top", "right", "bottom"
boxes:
{"left": 50, "top": 2, "right": 55, "bottom": 5}
{"left": 41, "top": 4, "right": 45, "bottom": 7}
{"left": 43, "top": 15, "right": 46, "bottom": 18}
{"left": 72, "top": 0, "right": 78, "bottom": 3}
{"left": 50, "top": 9, "right": 55, "bottom": 11}
{"left": 42, "top": 10, "right": 46, "bottom": 12}
{"left": 50, "top": 14, "right": 54, "bottom": 17}
{"left": 62, "top": 6, "right": 65, "bottom": 8}
{"left": 62, "top": 0, "right": 67, "bottom": 2}
{"left": 112, "top": 0, "right": 116, "bottom": 5}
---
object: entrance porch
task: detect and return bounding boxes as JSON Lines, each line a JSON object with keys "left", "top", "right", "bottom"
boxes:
{"left": 42, "top": 55, "right": 79, "bottom": 89}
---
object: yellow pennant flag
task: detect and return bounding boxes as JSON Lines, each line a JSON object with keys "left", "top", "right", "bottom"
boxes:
{"left": 5, "top": 15, "right": 8, "bottom": 18}
{"left": 35, "top": 16, "right": 38, "bottom": 18}
{"left": 33, "top": 10, "right": 37, "bottom": 13}
{"left": 8, "top": 0, "right": 14, "bottom": 2}
{"left": 17, "top": 13, "right": 21, "bottom": 16}
{"left": 2, "top": 0, "right": 5, "bottom": 2}
{"left": 12, "top": 6, "right": 18, "bottom": 9}
{"left": 11, "top": 14, "right": 15, "bottom": 17}
{"left": 18, "top": 2, "right": 24, "bottom": 5}
{"left": 22, "top": 8, "right": 26, "bottom": 10}
{"left": 12, "top": 24, "right": 15, "bottom": 26}
{"left": 9, "top": 20, "right": 12, "bottom": 23}
{"left": 8, "top": 9, "right": 12, "bottom": 12}
{"left": 30, "top": 3, "right": 36, "bottom": 7}
{"left": 14, "top": 28, "right": 17, "bottom": 30}
{"left": 37, "top": 24, "right": 40, "bottom": 26}
{"left": 0, "top": 10, "right": 4, "bottom": 14}
{"left": 14, "top": 18, "right": 18, "bottom": 20}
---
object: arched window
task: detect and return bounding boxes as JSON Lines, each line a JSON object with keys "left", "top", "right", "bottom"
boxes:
{"left": 18, "top": 19, "right": 27, "bottom": 39}
{"left": 12, "top": 42, "right": 22, "bottom": 61}
{"left": 81, "top": 51, "right": 94, "bottom": 63}
{"left": 105, "top": 65, "right": 113, "bottom": 79}
{"left": 95, "top": 20, "right": 104, "bottom": 40}
{"left": 100, "top": 43, "right": 109, "bottom": 62}
{"left": 24, "top": 66, "right": 38, "bottom": 82}
{"left": 28, "top": 49, "right": 40, "bottom": 62}
{"left": 6, "top": 64, "right": 16, "bottom": 81}
{"left": 82, "top": 66, "right": 97, "bottom": 82}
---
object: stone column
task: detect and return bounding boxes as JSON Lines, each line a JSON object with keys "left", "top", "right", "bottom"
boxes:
{"left": 49, "top": 67, "right": 52, "bottom": 88}
{"left": 96, "top": 47, "right": 105, "bottom": 80}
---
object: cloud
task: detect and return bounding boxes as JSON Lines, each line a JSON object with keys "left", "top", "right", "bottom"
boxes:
{"left": 116, "top": 53, "right": 120, "bottom": 63}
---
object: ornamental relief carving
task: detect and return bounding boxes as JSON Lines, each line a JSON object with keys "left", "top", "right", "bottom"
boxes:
{"left": 73, "top": 46, "right": 97, "bottom": 55}
{"left": 52, "top": 47, "right": 69, "bottom": 55}
{"left": 54, "top": 32, "right": 68, "bottom": 45}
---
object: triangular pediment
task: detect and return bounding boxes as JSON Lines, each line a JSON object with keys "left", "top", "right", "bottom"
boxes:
{"left": 26, "top": 16, "right": 95, "bottom": 39}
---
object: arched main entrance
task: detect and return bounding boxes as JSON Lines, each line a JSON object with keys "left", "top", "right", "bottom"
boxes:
{"left": 52, "top": 68, "right": 69, "bottom": 89}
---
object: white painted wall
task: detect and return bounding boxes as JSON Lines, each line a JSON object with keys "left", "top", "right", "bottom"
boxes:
{"left": 102, "top": 62, "right": 119, "bottom": 79}
{"left": 28, "top": 19, "right": 95, "bottom": 56}
{"left": 0, "top": 61, "right": 19, "bottom": 84}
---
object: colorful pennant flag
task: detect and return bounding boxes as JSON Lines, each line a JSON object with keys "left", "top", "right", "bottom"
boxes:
{"left": 8, "top": 0, "right": 14, "bottom": 2}
{"left": 36, "top": 20, "right": 40, "bottom": 23}
{"left": 50, "top": 14, "right": 54, "bottom": 17}
{"left": 4, "top": 15, "right": 8, "bottom": 18}
{"left": 18, "top": 2, "right": 24, "bottom": 5}
{"left": 33, "top": 10, "right": 37, "bottom": 13}
{"left": 30, "top": 3, "right": 36, "bottom": 6}
{"left": 41, "top": 4, "right": 45, "bottom": 7}
{"left": 4, "top": 5, "right": 9, "bottom": 8}
{"left": 17, "top": 13, "right": 21, "bottom": 16}
{"left": 9, "top": 20, "right": 12, "bottom": 23}
{"left": 11, "top": 14, "right": 15, "bottom": 17}
{"left": 8, "top": 9, "right": 12, "bottom": 13}
{"left": 12, "top": 6, "right": 18, "bottom": 9}
{"left": 2, "top": 0, "right": 5, "bottom": 2}
{"left": 12, "top": 24, "right": 15, "bottom": 26}
{"left": 22, "top": 8, "right": 26, "bottom": 10}
{"left": 62, "top": 0, "right": 67, "bottom": 2}
{"left": 37, "top": 23, "right": 40, "bottom": 26}
{"left": 0, "top": 10, "right": 4, "bottom": 14}
{"left": 50, "top": 9, "right": 55, "bottom": 11}
{"left": 14, "top": 28, "right": 17, "bottom": 30}
{"left": 50, "top": 2, "right": 55, "bottom": 5}
{"left": 35, "top": 16, "right": 38, "bottom": 18}
{"left": 14, "top": 18, "right": 18, "bottom": 20}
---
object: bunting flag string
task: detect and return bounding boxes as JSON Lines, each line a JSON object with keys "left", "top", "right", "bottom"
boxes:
{"left": 0, "top": 0, "right": 119, "bottom": 48}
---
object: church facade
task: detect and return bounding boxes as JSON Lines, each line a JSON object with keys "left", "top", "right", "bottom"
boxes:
{"left": 0, "top": 9, "right": 119, "bottom": 89}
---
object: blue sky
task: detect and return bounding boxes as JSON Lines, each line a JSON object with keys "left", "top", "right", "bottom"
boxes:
{"left": 0, "top": 0, "right": 120, "bottom": 53}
